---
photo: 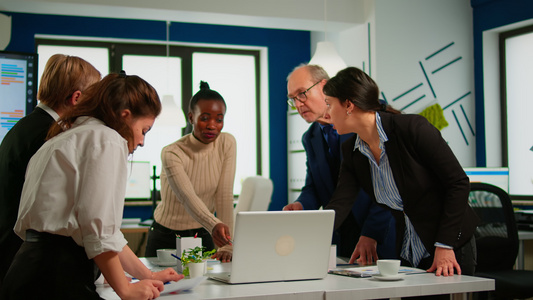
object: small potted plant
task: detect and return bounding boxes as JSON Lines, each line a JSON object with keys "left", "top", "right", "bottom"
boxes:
{"left": 181, "top": 246, "right": 216, "bottom": 277}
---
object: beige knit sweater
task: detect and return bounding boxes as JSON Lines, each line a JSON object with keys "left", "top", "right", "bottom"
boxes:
{"left": 154, "top": 132, "right": 236, "bottom": 241}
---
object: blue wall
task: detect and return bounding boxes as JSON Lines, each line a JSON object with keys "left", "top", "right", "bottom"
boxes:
{"left": 471, "top": 0, "right": 533, "bottom": 166}
{"left": 2, "top": 11, "right": 311, "bottom": 216}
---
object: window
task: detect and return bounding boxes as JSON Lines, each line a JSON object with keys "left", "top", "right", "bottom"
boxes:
{"left": 192, "top": 52, "right": 258, "bottom": 194}
{"left": 122, "top": 54, "right": 184, "bottom": 185}
{"left": 500, "top": 25, "right": 533, "bottom": 202}
{"left": 36, "top": 38, "right": 262, "bottom": 195}
{"left": 37, "top": 43, "right": 110, "bottom": 79}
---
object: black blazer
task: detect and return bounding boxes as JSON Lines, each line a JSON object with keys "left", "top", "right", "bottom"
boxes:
{"left": 298, "top": 122, "right": 394, "bottom": 247}
{"left": 0, "top": 107, "right": 55, "bottom": 277}
{"left": 326, "top": 112, "right": 479, "bottom": 254}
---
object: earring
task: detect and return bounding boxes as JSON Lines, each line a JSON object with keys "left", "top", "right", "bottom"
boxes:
{"left": 347, "top": 111, "right": 351, "bottom": 115}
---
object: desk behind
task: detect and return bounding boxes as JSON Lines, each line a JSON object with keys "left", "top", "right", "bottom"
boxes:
{"left": 121, "top": 224, "right": 150, "bottom": 256}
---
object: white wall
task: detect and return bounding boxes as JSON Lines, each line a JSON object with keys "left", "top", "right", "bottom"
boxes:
{"left": 319, "top": 0, "right": 476, "bottom": 166}
{"left": 338, "top": 24, "right": 369, "bottom": 72}
{"left": 311, "top": 0, "right": 373, "bottom": 75}
{"left": 371, "top": 0, "right": 476, "bottom": 166}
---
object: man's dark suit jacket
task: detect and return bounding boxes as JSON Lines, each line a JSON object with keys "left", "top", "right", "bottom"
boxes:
{"left": 0, "top": 107, "right": 55, "bottom": 283}
{"left": 297, "top": 122, "right": 396, "bottom": 258}
{"left": 326, "top": 112, "right": 479, "bottom": 259}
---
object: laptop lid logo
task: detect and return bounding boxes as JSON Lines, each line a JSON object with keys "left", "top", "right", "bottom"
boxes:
{"left": 275, "top": 235, "right": 295, "bottom": 256}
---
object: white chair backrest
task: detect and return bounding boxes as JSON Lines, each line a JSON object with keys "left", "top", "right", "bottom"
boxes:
{"left": 234, "top": 176, "right": 273, "bottom": 218}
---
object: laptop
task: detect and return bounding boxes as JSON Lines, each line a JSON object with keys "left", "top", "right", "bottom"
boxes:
{"left": 208, "top": 210, "right": 335, "bottom": 284}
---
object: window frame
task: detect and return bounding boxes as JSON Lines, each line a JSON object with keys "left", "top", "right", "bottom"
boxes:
{"left": 498, "top": 24, "right": 533, "bottom": 202}
{"left": 35, "top": 38, "right": 263, "bottom": 175}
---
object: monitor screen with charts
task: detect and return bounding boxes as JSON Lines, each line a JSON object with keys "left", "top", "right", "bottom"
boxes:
{"left": 208, "top": 210, "right": 335, "bottom": 284}
{"left": 0, "top": 51, "right": 38, "bottom": 143}
{"left": 464, "top": 167, "right": 509, "bottom": 193}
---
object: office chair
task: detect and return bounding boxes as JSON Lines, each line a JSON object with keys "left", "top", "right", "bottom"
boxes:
{"left": 233, "top": 176, "right": 274, "bottom": 221}
{"left": 469, "top": 182, "right": 533, "bottom": 300}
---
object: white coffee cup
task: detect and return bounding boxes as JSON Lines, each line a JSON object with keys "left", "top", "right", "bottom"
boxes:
{"left": 377, "top": 259, "right": 401, "bottom": 276}
{"left": 157, "top": 248, "right": 178, "bottom": 264}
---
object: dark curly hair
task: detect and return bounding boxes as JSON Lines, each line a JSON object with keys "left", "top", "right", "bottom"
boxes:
{"left": 188, "top": 81, "right": 227, "bottom": 114}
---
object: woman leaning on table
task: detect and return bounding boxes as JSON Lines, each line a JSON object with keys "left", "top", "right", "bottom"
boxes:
{"left": 145, "top": 81, "right": 235, "bottom": 262}
{"left": 0, "top": 72, "right": 182, "bottom": 300}
{"left": 323, "top": 67, "right": 479, "bottom": 277}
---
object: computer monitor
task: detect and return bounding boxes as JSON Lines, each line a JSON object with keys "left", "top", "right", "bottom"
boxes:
{"left": 125, "top": 161, "right": 152, "bottom": 200}
{"left": 464, "top": 167, "right": 509, "bottom": 193}
{"left": 0, "top": 50, "right": 38, "bottom": 143}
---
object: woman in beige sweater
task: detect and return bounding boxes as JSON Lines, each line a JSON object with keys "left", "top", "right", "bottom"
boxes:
{"left": 146, "top": 81, "right": 235, "bottom": 262}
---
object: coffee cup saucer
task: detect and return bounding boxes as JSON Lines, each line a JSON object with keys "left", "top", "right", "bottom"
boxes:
{"left": 156, "top": 260, "right": 178, "bottom": 267}
{"left": 372, "top": 273, "right": 405, "bottom": 281}
{"left": 148, "top": 257, "right": 178, "bottom": 267}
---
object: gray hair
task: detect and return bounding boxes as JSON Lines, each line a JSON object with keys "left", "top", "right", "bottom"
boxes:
{"left": 286, "top": 64, "right": 330, "bottom": 82}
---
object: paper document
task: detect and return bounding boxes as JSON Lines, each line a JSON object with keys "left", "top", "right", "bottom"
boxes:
{"left": 329, "top": 266, "right": 426, "bottom": 278}
{"left": 161, "top": 276, "right": 207, "bottom": 295}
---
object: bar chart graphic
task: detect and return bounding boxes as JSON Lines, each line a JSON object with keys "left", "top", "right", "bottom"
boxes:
{"left": 0, "top": 59, "right": 28, "bottom": 141}
{"left": 1, "top": 63, "right": 25, "bottom": 85}
{"left": 0, "top": 109, "right": 23, "bottom": 130}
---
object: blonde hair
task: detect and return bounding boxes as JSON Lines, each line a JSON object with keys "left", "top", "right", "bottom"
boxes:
{"left": 37, "top": 54, "right": 101, "bottom": 110}
{"left": 47, "top": 72, "right": 161, "bottom": 152}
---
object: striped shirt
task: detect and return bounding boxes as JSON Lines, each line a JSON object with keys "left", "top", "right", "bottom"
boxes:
{"left": 354, "top": 112, "right": 429, "bottom": 267}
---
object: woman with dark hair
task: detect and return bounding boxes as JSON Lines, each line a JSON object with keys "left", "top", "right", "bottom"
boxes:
{"left": 1, "top": 72, "right": 182, "bottom": 300}
{"left": 146, "top": 81, "right": 235, "bottom": 262}
{"left": 323, "top": 67, "right": 478, "bottom": 277}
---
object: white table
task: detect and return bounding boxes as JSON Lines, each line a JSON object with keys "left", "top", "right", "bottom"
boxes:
{"left": 97, "top": 258, "right": 494, "bottom": 299}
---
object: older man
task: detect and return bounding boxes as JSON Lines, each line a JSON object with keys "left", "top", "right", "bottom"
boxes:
{"left": 283, "top": 64, "right": 395, "bottom": 263}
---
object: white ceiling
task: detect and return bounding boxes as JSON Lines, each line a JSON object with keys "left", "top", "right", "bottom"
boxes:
{"left": 0, "top": 0, "right": 367, "bottom": 32}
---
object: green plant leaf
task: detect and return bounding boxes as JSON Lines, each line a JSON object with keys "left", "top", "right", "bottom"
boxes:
{"left": 181, "top": 246, "right": 217, "bottom": 266}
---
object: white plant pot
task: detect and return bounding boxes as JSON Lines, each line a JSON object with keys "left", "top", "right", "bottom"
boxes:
{"left": 188, "top": 261, "right": 206, "bottom": 278}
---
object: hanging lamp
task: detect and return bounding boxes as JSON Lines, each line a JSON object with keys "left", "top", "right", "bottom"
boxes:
{"left": 308, "top": 0, "right": 347, "bottom": 77}
{"left": 158, "top": 21, "right": 180, "bottom": 125}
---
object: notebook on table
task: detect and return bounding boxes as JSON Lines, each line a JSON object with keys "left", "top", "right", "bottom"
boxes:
{"left": 208, "top": 210, "right": 335, "bottom": 284}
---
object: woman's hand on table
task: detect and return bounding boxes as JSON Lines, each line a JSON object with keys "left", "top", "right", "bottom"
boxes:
{"left": 121, "top": 280, "right": 163, "bottom": 300}
{"left": 212, "top": 248, "right": 232, "bottom": 262}
{"left": 427, "top": 247, "right": 461, "bottom": 276}
{"left": 212, "top": 223, "right": 232, "bottom": 247}
{"left": 151, "top": 268, "right": 184, "bottom": 282}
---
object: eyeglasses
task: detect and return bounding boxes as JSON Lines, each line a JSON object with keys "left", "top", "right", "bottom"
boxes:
{"left": 287, "top": 81, "right": 321, "bottom": 108}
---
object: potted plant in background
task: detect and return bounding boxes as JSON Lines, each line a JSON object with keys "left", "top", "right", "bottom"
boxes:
{"left": 181, "top": 246, "right": 216, "bottom": 278}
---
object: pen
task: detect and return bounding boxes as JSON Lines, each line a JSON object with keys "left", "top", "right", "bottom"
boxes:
{"left": 171, "top": 253, "right": 181, "bottom": 261}
{"left": 133, "top": 277, "right": 170, "bottom": 284}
